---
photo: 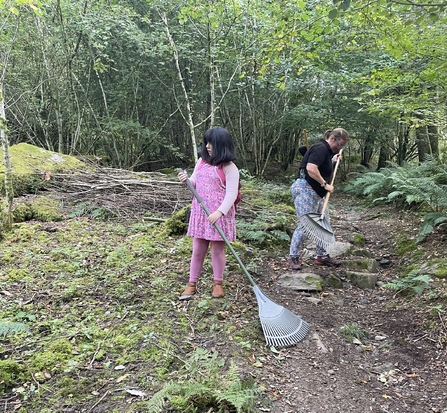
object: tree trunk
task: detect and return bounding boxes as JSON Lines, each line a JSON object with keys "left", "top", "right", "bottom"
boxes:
{"left": 377, "top": 145, "right": 389, "bottom": 170}
{"left": 0, "top": 83, "right": 14, "bottom": 237}
{"left": 417, "top": 124, "right": 440, "bottom": 161}
{"left": 396, "top": 122, "right": 409, "bottom": 166}
{"left": 158, "top": 9, "right": 198, "bottom": 163}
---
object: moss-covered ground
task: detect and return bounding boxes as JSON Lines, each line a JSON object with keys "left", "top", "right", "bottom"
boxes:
{"left": 0, "top": 167, "right": 299, "bottom": 412}
{"left": 1, "top": 147, "right": 447, "bottom": 412}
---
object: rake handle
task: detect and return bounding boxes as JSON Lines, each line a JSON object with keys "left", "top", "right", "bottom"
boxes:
{"left": 178, "top": 169, "right": 256, "bottom": 287}
{"left": 320, "top": 148, "right": 344, "bottom": 215}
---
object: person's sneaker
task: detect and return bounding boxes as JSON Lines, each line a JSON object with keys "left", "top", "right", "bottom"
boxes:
{"left": 315, "top": 255, "right": 341, "bottom": 267}
{"left": 289, "top": 256, "right": 301, "bottom": 270}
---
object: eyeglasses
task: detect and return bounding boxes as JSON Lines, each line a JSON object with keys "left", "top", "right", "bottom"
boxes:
{"left": 336, "top": 138, "right": 348, "bottom": 148}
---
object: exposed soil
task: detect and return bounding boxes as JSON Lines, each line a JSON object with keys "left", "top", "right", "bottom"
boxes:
{"left": 251, "top": 194, "right": 447, "bottom": 413}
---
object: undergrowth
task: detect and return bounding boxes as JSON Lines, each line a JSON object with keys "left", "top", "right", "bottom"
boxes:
{"left": 344, "top": 157, "right": 447, "bottom": 236}
{"left": 383, "top": 269, "right": 432, "bottom": 297}
{"left": 0, "top": 179, "right": 290, "bottom": 411}
{"left": 144, "top": 348, "right": 260, "bottom": 412}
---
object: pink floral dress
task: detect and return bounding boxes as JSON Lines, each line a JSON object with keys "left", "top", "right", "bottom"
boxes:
{"left": 187, "top": 162, "right": 236, "bottom": 241}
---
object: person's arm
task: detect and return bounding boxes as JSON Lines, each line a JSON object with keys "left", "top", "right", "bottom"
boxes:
{"left": 208, "top": 163, "right": 239, "bottom": 224}
{"left": 306, "top": 163, "right": 334, "bottom": 193}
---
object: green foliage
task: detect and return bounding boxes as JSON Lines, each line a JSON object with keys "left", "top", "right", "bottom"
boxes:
{"left": 0, "top": 321, "right": 30, "bottom": 337}
{"left": 419, "top": 212, "right": 447, "bottom": 237}
{"left": 69, "top": 202, "right": 114, "bottom": 221}
{"left": 145, "top": 348, "right": 260, "bottom": 413}
{"left": 345, "top": 159, "right": 447, "bottom": 235}
{"left": 237, "top": 217, "right": 290, "bottom": 248}
{"left": 383, "top": 269, "right": 432, "bottom": 297}
{"left": 338, "top": 322, "right": 370, "bottom": 343}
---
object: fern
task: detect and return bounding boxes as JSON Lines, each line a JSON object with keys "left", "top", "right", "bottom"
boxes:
{"left": 0, "top": 322, "right": 30, "bottom": 337}
{"left": 346, "top": 159, "right": 447, "bottom": 235}
{"left": 383, "top": 269, "right": 432, "bottom": 296}
{"left": 419, "top": 212, "right": 447, "bottom": 236}
{"left": 145, "top": 348, "right": 260, "bottom": 412}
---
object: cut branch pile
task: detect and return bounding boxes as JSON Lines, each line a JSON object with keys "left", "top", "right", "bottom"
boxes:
{"left": 44, "top": 168, "right": 191, "bottom": 219}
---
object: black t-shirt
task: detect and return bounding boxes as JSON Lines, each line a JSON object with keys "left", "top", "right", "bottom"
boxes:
{"left": 299, "top": 139, "right": 335, "bottom": 197}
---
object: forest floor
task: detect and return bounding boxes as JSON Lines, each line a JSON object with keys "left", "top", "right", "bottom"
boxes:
{"left": 252, "top": 194, "right": 447, "bottom": 413}
{"left": 1, "top": 174, "right": 447, "bottom": 413}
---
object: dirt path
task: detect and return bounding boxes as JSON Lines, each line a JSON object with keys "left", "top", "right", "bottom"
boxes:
{"left": 253, "top": 195, "right": 447, "bottom": 413}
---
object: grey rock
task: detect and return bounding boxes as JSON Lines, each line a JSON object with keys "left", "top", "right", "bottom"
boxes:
{"left": 304, "top": 297, "right": 322, "bottom": 305}
{"left": 343, "top": 259, "right": 379, "bottom": 273}
{"left": 346, "top": 271, "right": 378, "bottom": 290}
{"left": 277, "top": 272, "right": 324, "bottom": 291}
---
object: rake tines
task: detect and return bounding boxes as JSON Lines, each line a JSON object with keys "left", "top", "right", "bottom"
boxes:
{"left": 253, "top": 286, "right": 309, "bottom": 348}
{"left": 298, "top": 212, "right": 336, "bottom": 251}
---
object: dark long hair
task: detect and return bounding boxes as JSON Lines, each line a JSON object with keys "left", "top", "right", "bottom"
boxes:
{"left": 200, "top": 127, "right": 236, "bottom": 166}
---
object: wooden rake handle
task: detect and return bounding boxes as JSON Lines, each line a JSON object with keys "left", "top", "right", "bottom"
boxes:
{"left": 320, "top": 148, "right": 344, "bottom": 215}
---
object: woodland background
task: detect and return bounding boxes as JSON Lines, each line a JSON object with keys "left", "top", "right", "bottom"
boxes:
{"left": 1, "top": 0, "right": 446, "bottom": 177}
{"left": 1, "top": 1, "right": 447, "bottom": 412}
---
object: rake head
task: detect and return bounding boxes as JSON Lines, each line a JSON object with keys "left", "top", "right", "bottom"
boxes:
{"left": 253, "top": 286, "right": 309, "bottom": 348}
{"left": 298, "top": 212, "right": 335, "bottom": 251}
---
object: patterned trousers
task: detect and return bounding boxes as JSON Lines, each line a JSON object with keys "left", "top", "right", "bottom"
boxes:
{"left": 289, "top": 179, "right": 329, "bottom": 258}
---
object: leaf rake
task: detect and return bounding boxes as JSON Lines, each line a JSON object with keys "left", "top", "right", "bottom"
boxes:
{"left": 180, "top": 172, "right": 309, "bottom": 348}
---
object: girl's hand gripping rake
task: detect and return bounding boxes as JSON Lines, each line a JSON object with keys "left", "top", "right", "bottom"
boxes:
{"left": 179, "top": 170, "right": 309, "bottom": 348}
{"left": 298, "top": 149, "right": 344, "bottom": 251}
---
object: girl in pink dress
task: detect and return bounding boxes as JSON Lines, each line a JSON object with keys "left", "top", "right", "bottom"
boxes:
{"left": 178, "top": 127, "right": 240, "bottom": 300}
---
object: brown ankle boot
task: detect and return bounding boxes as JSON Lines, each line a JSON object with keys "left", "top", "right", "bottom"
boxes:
{"left": 179, "top": 282, "right": 196, "bottom": 301}
{"left": 211, "top": 281, "right": 224, "bottom": 298}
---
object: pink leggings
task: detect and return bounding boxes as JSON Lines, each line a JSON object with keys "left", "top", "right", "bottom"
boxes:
{"left": 189, "top": 237, "right": 226, "bottom": 282}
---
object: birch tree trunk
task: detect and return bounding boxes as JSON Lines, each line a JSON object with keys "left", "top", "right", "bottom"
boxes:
{"left": 158, "top": 9, "right": 198, "bottom": 163}
{"left": 0, "top": 83, "right": 14, "bottom": 237}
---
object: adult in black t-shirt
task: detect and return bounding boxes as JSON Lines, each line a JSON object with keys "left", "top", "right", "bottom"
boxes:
{"left": 289, "top": 128, "right": 349, "bottom": 270}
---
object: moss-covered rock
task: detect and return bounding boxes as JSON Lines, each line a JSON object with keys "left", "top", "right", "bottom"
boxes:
{"left": 163, "top": 206, "right": 190, "bottom": 235}
{"left": 30, "top": 197, "right": 63, "bottom": 222}
{"left": 350, "top": 233, "right": 366, "bottom": 247}
{"left": 0, "top": 143, "right": 85, "bottom": 174}
{"left": 420, "top": 259, "right": 447, "bottom": 279}
{"left": 0, "top": 143, "right": 87, "bottom": 197}
{"left": 13, "top": 203, "right": 34, "bottom": 222}
{"left": 346, "top": 271, "right": 378, "bottom": 290}
{"left": 324, "top": 274, "right": 343, "bottom": 289}
{"left": 13, "top": 197, "right": 63, "bottom": 223}
{"left": 395, "top": 236, "right": 417, "bottom": 256}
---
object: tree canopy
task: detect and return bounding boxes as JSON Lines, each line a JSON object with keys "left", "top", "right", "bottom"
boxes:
{"left": 0, "top": 0, "right": 446, "bottom": 174}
